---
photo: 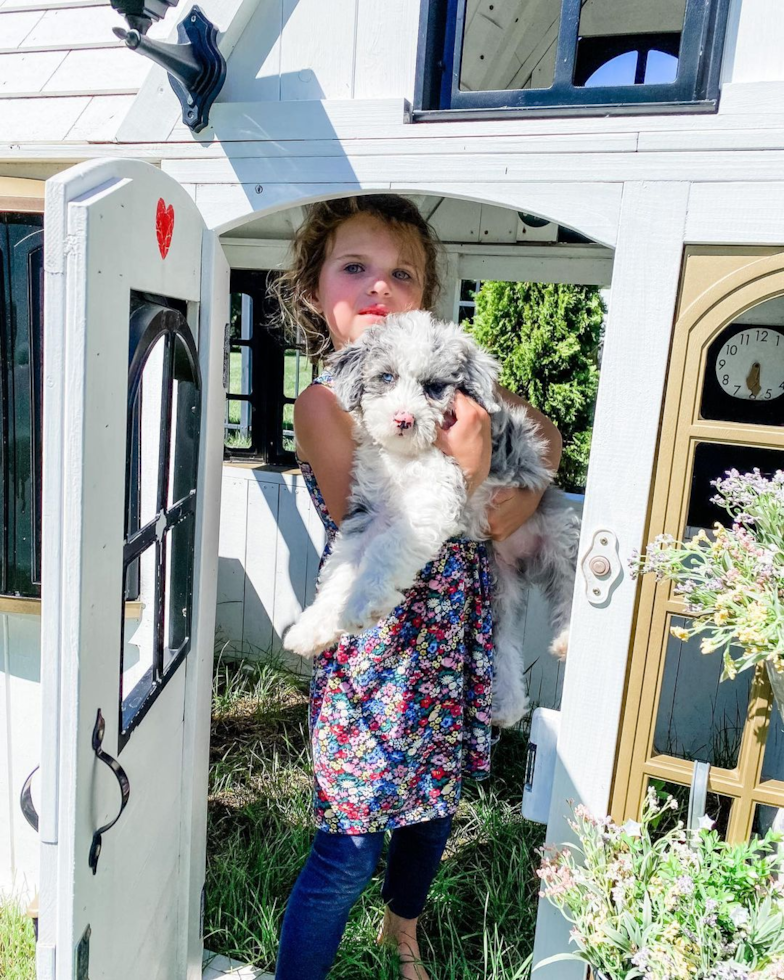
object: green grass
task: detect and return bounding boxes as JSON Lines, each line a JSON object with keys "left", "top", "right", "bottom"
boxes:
{"left": 204, "top": 652, "right": 544, "bottom": 979}
{"left": 0, "top": 899, "right": 36, "bottom": 980}
{"left": 3, "top": 652, "right": 542, "bottom": 980}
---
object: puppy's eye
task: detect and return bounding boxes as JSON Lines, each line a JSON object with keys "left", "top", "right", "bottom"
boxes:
{"left": 378, "top": 373, "right": 395, "bottom": 384}
{"left": 423, "top": 382, "right": 447, "bottom": 399}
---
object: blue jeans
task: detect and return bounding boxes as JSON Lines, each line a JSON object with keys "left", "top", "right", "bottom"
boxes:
{"left": 275, "top": 815, "right": 453, "bottom": 980}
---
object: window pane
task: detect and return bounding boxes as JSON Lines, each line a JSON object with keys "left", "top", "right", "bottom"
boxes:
{"left": 646, "top": 777, "right": 732, "bottom": 840}
{"left": 226, "top": 292, "right": 252, "bottom": 445}
{"left": 579, "top": 0, "right": 686, "bottom": 38}
{"left": 163, "top": 514, "right": 195, "bottom": 673}
{"left": 752, "top": 804, "right": 784, "bottom": 839}
{"left": 460, "top": 280, "right": 479, "bottom": 302}
{"left": 685, "top": 443, "right": 784, "bottom": 535}
{"left": 653, "top": 615, "right": 751, "bottom": 769}
{"left": 575, "top": 0, "right": 684, "bottom": 87}
{"left": 167, "top": 335, "right": 199, "bottom": 508}
{"left": 645, "top": 49, "right": 678, "bottom": 84}
{"left": 133, "top": 334, "right": 166, "bottom": 528}
{"left": 699, "top": 296, "right": 784, "bottom": 427}
{"left": 283, "top": 348, "right": 312, "bottom": 400}
{"left": 121, "top": 550, "right": 156, "bottom": 731}
{"left": 459, "top": 0, "right": 560, "bottom": 92}
{"left": 584, "top": 51, "right": 637, "bottom": 87}
{"left": 760, "top": 699, "right": 784, "bottom": 783}
{"left": 282, "top": 403, "right": 295, "bottom": 454}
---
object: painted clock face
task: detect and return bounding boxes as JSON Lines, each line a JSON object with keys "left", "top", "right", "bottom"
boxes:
{"left": 701, "top": 322, "right": 784, "bottom": 426}
{"left": 714, "top": 327, "right": 784, "bottom": 401}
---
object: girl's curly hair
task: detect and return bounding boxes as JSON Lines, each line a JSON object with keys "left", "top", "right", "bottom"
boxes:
{"left": 270, "top": 195, "right": 441, "bottom": 364}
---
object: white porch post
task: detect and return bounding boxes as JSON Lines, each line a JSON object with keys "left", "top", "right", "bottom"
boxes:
{"left": 532, "top": 181, "right": 690, "bottom": 975}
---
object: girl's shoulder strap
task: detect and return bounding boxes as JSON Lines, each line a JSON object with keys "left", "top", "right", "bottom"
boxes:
{"left": 311, "top": 371, "right": 334, "bottom": 389}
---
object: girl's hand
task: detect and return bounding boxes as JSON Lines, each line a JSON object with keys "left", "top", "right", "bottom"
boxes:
{"left": 435, "top": 390, "right": 492, "bottom": 495}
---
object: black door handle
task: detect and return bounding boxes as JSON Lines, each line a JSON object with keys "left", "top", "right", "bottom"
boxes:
{"left": 20, "top": 765, "right": 39, "bottom": 833}
{"left": 88, "top": 709, "right": 131, "bottom": 874}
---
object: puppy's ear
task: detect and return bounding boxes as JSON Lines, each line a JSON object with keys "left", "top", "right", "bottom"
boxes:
{"left": 460, "top": 338, "right": 501, "bottom": 412}
{"left": 326, "top": 342, "right": 367, "bottom": 412}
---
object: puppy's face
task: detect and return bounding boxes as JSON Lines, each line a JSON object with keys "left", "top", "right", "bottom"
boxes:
{"left": 327, "top": 311, "right": 500, "bottom": 456}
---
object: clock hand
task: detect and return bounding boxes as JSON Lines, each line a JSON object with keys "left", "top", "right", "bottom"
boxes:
{"left": 746, "top": 361, "right": 761, "bottom": 398}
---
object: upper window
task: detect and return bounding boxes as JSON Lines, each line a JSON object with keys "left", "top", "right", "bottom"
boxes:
{"left": 415, "top": 0, "right": 731, "bottom": 118}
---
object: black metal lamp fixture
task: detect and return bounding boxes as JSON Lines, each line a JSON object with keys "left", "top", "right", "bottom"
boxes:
{"left": 110, "top": 0, "right": 226, "bottom": 133}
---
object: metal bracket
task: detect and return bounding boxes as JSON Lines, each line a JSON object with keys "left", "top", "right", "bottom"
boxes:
{"left": 580, "top": 528, "right": 623, "bottom": 605}
{"left": 114, "top": 5, "right": 226, "bottom": 133}
{"left": 688, "top": 760, "right": 711, "bottom": 832}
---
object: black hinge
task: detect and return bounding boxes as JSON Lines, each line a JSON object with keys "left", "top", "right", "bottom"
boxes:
{"left": 75, "top": 924, "right": 90, "bottom": 980}
{"left": 524, "top": 742, "right": 537, "bottom": 791}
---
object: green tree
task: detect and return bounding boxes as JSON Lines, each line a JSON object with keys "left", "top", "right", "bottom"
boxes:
{"left": 467, "top": 281, "right": 605, "bottom": 493}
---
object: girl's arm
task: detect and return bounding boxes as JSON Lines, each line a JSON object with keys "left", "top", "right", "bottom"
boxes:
{"left": 294, "top": 383, "right": 356, "bottom": 526}
{"left": 487, "top": 386, "right": 562, "bottom": 541}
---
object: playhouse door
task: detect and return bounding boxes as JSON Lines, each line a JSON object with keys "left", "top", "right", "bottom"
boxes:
{"left": 35, "top": 159, "right": 228, "bottom": 980}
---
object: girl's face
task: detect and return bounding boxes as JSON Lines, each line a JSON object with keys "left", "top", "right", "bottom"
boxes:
{"left": 312, "top": 213, "right": 426, "bottom": 350}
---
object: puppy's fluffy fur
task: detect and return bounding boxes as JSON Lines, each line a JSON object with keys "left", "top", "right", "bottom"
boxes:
{"left": 284, "top": 311, "right": 581, "bottom": 727}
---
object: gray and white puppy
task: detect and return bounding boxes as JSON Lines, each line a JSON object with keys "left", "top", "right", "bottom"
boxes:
{"left": 284, "top": 310, "right": 581, "bottom": 727}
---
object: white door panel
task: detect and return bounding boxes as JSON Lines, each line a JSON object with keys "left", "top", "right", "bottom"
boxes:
{"left": 38, "top": 158, "right": 222, "bottom": 980}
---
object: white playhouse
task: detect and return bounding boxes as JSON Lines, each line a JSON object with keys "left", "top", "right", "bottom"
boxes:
{"left": 2, "top": 0, "right": 784, "bottom": 976}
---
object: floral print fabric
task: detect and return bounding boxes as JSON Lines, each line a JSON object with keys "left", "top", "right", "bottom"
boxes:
{"left": 297, "top": 375, "right": 494, "bottom": 834}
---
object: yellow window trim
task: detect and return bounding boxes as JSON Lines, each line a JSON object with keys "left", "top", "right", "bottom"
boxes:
{"left": 0, "top": 176, "right": 45, "bottom": 214}
{"left": 0, "top": 595, "right": 144, "bottom": 618}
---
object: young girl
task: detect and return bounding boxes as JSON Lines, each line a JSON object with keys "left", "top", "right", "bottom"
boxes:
{"left": 273, "top": 196, "right": 562, "bottom": 980}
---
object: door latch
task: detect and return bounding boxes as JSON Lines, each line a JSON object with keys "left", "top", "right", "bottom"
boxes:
{"left": 581, "top": 529, "right": 623, "bottom": 605}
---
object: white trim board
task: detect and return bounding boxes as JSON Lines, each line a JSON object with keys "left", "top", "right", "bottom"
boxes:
{"left": 196, "top": 181, "right": 622, "bottom": 248}
{"left": 163, "top": 149, "right": 784, "bottom": 187}
{"left": 221, "top": 237, "right": 615, "bottom": 285}
{"left": 686, "top": 182, "right": 784, "bottom": 244}
{"left": 532, "top": 180, "right": 690, "bottom": 974}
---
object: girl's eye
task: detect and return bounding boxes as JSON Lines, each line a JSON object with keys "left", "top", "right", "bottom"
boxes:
{"left": 424, "top": 382, "right": 447, "bottom": 399}
{"left": 393, "top": 269, "right": 413, "bottom": 281}
{"left": 379, "top": 373, "right": 395, "bottom": 384}
{"left": 344, "top": 263, "right": 364, "bottom": 273}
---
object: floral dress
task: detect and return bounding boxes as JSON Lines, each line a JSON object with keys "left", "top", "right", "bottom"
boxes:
{"left": 298, "top": 374, "right": 495, "bottom": 835}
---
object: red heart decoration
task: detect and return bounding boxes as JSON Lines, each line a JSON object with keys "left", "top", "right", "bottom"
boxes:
{"left": 156, "top": 198, "right": 174, "bottom": 259}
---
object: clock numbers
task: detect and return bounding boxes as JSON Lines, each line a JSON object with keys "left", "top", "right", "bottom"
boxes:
{"left": 713, "top": 326, "right": 784, "bottom": 403}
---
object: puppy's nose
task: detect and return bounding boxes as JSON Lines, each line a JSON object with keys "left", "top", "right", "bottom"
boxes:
{"left": 393, "top": 412, "right": 415, "bottom": 430}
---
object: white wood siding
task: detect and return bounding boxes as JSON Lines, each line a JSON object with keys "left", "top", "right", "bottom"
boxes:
{"left": 0, "top": 614, "right": 41, "bottom": 905}
{"left": 0, "top": 609, "right": 144, "bottom": 905}
{"left": 1, "top": 0, "right": 782, "bottom": 146}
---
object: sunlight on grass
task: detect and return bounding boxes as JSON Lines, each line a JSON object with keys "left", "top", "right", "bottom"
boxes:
{"left": 205, "top": 652, "right": 544, "bottom": 979}
{"left": 0, "top": 900, "right": 36, "bottom": 980}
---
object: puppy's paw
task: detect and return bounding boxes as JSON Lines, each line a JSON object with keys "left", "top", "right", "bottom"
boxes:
{"left": 284, "top": 607, "right": 341, "bottom": 657}
{"left": 549, "top": 627, "right": 569, "bottom": 662}
{"left": 341, "top": 585, "right": 403, "bottom": 634}
{"left": 491, "top": 689, "right": 530, "bottom": 729}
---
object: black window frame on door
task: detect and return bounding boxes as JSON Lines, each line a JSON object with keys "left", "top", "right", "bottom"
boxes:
{"left": 119, "top": 293, "right": 201, "bottom": 750}
{"left": 0, "top": 212, "right": 44, "bottom": 599}
{"left": 414, "top": 0, "right": 732, "bottom": 120}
